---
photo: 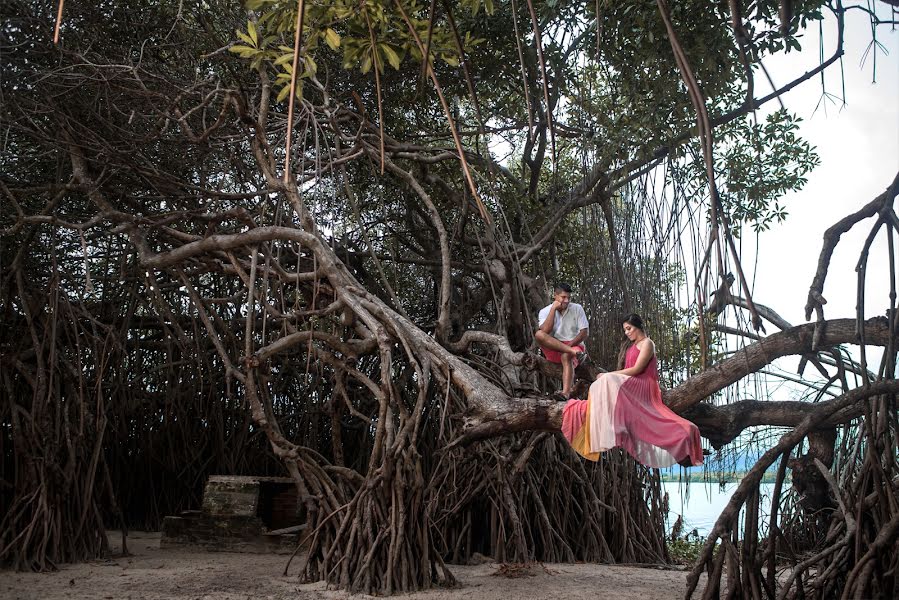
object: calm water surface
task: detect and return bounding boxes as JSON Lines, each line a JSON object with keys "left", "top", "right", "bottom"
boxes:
{"left": 662, "top": 481, "right": 777, "bottom": 537}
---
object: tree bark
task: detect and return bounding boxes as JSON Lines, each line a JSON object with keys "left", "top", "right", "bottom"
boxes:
{"left": 453, "top": 316, "right": 895, "bottom": 447}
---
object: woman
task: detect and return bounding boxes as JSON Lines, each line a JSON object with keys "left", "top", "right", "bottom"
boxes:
{"left": 562, "top": 314, "right": 703, "bottom": 468}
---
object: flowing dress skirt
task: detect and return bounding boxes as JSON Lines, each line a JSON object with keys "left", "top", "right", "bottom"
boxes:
{"left": 562, "top": 347, "right": 703, "bottom": 468}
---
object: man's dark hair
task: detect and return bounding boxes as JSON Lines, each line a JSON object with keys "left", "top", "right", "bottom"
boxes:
{"left": 553, "top": 283, "right": 572, "bottom": 294}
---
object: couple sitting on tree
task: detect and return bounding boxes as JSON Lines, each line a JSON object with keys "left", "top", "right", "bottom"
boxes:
{"left": 537, "top": 283, "right": 703, "bottom": 468}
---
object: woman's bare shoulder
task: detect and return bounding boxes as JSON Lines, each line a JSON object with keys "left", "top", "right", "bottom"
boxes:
{"left": 637, "top": 338, "right": 656, "bottom": 351}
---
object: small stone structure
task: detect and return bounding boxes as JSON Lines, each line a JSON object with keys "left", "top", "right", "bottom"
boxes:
{"left": 161, "top": 475, "right": 306, "bottom": 554}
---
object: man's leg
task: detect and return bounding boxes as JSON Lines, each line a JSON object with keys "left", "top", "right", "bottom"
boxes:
{"left": 536, "top": 331, "right": 578, "bottom": 398}
{"left": 535, "top": 331, "right": 578, "bottom": 356}
{"left": 560, "top": 353, "right": 573, "bottom": 396}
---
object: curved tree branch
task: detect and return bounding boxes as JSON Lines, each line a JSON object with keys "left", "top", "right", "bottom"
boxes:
{"left": 805, "top": 170, "right": 899, "bottom": 320}
{"left": 663, "top": 317, "right": 895, "bottom": 412}
{"left": 453, "top": 316, "right": 896, "bottom": 447}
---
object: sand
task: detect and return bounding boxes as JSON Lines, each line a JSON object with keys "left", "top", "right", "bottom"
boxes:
{"left": 0, "top": 532, "right": 697, "bottom": 600}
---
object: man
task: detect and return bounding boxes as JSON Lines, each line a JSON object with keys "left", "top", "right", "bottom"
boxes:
{"left": 535, "top": 283, "right": 589, "bottom": 400}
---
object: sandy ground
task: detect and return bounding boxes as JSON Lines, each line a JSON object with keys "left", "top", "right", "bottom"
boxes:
{"left": 0, "top": 532, "right": 697, "bottom": 600}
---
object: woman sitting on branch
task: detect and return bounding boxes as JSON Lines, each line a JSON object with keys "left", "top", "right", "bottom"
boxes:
{"left": 562, "top": 314, "right": 704, "bottom": 468}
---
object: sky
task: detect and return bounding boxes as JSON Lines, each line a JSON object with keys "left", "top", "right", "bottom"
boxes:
{"left": 668, "top": 8, "right": 899, "bottom": 471}
{"left": 748, "top": 8, "right": 898, "bottom": 333}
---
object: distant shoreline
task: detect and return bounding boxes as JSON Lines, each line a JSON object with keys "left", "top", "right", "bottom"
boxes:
{"left": 659, "top": 471, "right": 788, "bottom": 484}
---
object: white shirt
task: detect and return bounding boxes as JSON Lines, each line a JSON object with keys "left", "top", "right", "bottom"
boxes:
{"left": 538, "top": 302, "right": 589, "bottom": 341}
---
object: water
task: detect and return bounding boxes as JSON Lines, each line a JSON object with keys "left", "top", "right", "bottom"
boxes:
{"left": 662, "top": 481, "right": 777, "bottom": 538}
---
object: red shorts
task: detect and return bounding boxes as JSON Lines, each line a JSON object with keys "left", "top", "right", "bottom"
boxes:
{"left": 540, "top": 340, "right": 584, "bottom": 367}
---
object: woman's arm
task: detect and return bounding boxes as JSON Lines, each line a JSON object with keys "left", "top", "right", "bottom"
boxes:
{"left": 599, "top": 339, "right": 655, "bottom": 378}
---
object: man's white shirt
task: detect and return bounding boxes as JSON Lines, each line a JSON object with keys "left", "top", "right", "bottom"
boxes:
{"left": 538, "top": 303, "right": 589, "bottom": 341}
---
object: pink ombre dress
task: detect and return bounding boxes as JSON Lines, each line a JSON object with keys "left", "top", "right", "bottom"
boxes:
{"left": 562, "top": 341, "right": 703, "bottom": 468}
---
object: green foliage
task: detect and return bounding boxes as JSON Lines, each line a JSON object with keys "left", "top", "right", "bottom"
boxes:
{"left": 667, "top": 535, "right": 707, "bottom": 565}
{"left": 718, "top": 110, "right": 819, "bottom": 233}
{"left": 670, "top": 109, "right": 819, "bottom": 234}
{"left": 567, "top": 1, "right": 746, "bottom": 166}
{"left": 750, "top": 0, "right": 826, "bottom": 54}
{"left": 231, "top": 0, "right": 484, "bottom": 103}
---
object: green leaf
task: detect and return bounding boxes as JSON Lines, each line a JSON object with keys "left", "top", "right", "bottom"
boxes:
{"left": 442, "top": 53, "right": 460, "bottom": 67}
{"left": 324, "top": 28, "right": 341, "bottom": 51}
{"left": 275, "top": 81, "right": 303, "bottom": 103}
{"left": 380, "top": 44, "right": 401, "bottom": 70}
{"left": 257, "top": 11, "right": 273, "bottom": 26}
{"left": 247, "top": 20, "right": 258, "bottom": 46}
{"left": 229, "top": 44, "right": 258, "bottom": 58}
{"left": 333, "top": 6, "right": 353, "bottom": 19}
{"left": 236, "top": 30, "right": 255, "bottom": 47}
{"left": 274, "top": 52, "right": 295, "bottom": 66}
{"left": 304, "top": 55, "right": 318, "bottom": 77}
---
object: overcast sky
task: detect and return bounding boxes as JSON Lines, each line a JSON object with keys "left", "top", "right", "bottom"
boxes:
{"left": 749, "top": 8, "right": 898, "bottom": 329}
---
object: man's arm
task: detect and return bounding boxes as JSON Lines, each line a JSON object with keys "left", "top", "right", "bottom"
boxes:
{"left": 570, "top": 305, "right": 589, "bottom": 345}
{"left": 538, "top": 303, "right": 558, "bottom": 334}
{"left": 570, "top": 328, "right": 589, "bottom": 346}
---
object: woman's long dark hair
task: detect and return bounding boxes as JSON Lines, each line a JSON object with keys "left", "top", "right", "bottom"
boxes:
{"left": 616, "top": 314, "right": 646, "bottom": 369}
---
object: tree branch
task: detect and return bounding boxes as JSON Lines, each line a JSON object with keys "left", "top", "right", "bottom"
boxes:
{"left": 805, "top": 170, "right": 899, "bottom": 320}
{"left": 454, "top": 316, "right": 896, "bottom": 447}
